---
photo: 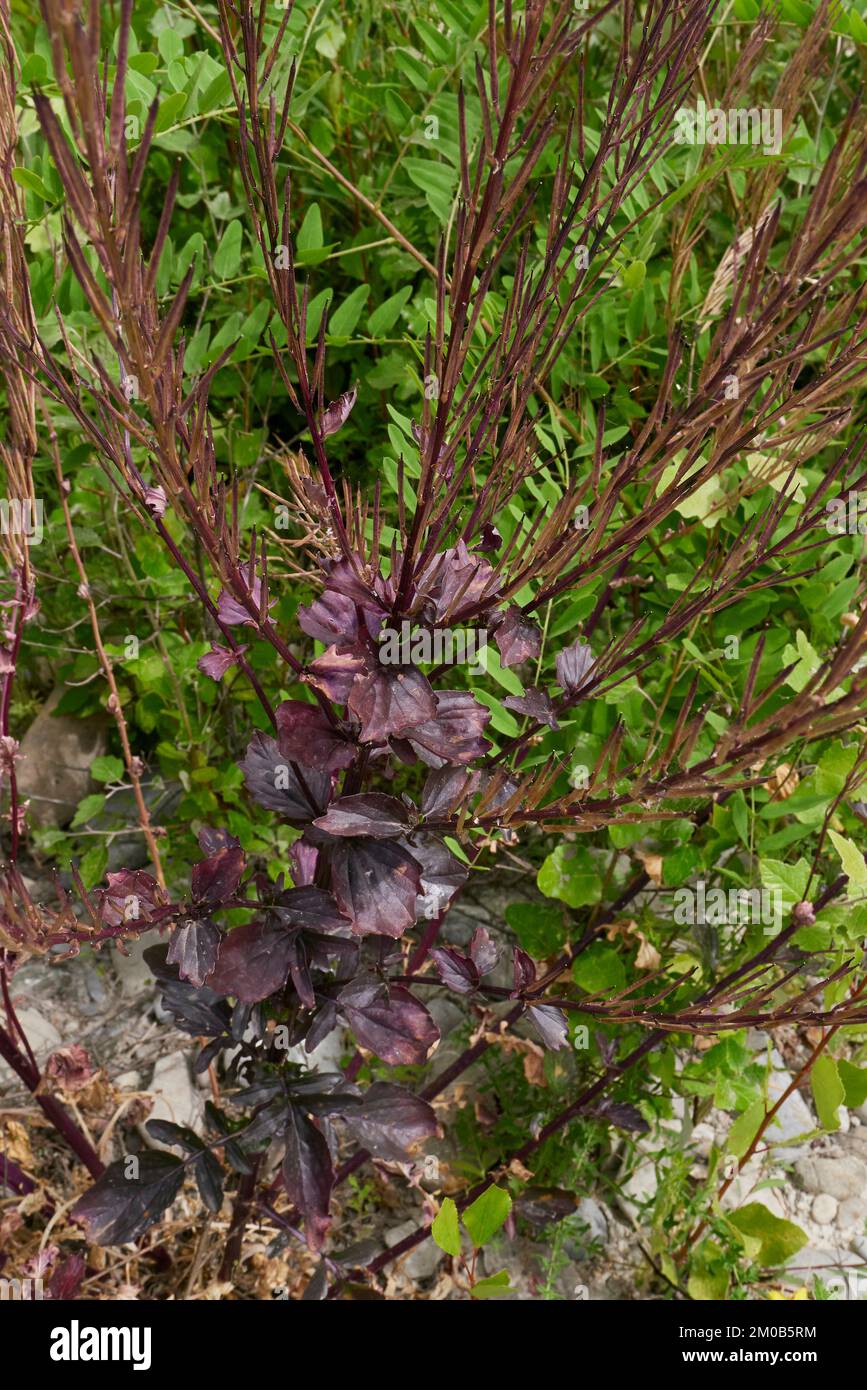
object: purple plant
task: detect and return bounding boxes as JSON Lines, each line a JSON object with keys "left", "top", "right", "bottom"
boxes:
{"left": 3, "top": 0, "right": 867, "bottom": 1296}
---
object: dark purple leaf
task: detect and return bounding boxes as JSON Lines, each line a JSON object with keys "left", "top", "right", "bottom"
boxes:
{"left": 47, "top": 1254, "right": 86, "bottom": 1301}
{"left": 275, "top": 886, "right": 349, "bottom": 934}
{"left": 339, "top": 984, "right": 439, "bottom": 1064}
{"left": 285, "top": 933, "right": 315, "bottom": 1008}
{"left": 430, "top": 947, "right": 479, "bottom": 994}
{"left": 96, "top": 869, "right": 166, "bottom": 927}
{"left": 494, "top": 608, "right": 542, "bottom": 667}
{"left": 282, "top": 1108, "right": 333, "bottom": 1253}
{"left": 319, "top": 385, "right": 357, "bottom": 438}
{"left": 239, "top": 732, "right": 331, "bottom": 819}
{"left": 307, "top": 644, "right": 368, "bottom": 703}
{"left": 298, "top": 589, "right": 359, "bottom": 645}
{"left": 205, "top": 920, "right": 292, "bottom": 1003}
{"left": 348, "top": 664, "right": 437, "bottom": 743}
{"left": 406, "top": 691, "right": 492, "bottom": 767}
{"left": 197, "top": 642, "right": 247, "bottom": 681}
{"left": 595, "top": 1100, "right": 650, "bottom": 1135}
{"left": 313, "top": 793, "right": 410, "bottom": 839}
{"left": 469, "top": 926, "right": 499, "bottom": 976}
{"left": 504, "top": 686, "right": 559, "bottom": 730}
{"left": 290, "top": 838, "right": 319, "bottom": 886}
{"left": 71, "top": 1152, "right": 184, "bottom": 1246}
{"left": 167, "top": 917, "right": 221, "bottom": 987}
{"left": 198, "top": 826, "right": 241, "bottom": 856}
{"left": 528, "top": 1004, "right": 569, "bottom": 1051}
{"left": 321, "top": 557, "right": 386, "bottom": 613}
{"left": 331, "top": 838, "right": 421, "bottom": 937}
{"left": 276, "top": 699, "right": 356, "bottom": 773}
{"left": 192, "top": 846, "right": 245, "bottom": 904}
{"left": 421, "top": 766, "right": 479, "bottom": 818}
{"left": 512, "top": 947, "right": 536, "bottom": 993}
{"left": 416, "top": 540, "right": 499, "bottom": 621}
{"left": 192, "top": 1149, "right": 224, "bottom": 1213}
{"left": 340, "top": 1082, "right": 439, "bottom": 1161}
{"left": 410, "top": 832, "right": 468, "bottom": 919}
{"left": 216, "top": 577, "right": 275, "bottom": 627}
{"left": 556, "top": 638, "right": 595, "bottom": 694}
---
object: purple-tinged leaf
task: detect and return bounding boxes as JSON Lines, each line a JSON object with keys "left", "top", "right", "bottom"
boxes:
{"left": 319, "top": 385, "right": 357, "bottom": 438}
{"left": 205, "top": 920, "right": 292, "bottom": 1003}
{"left": 290, "top": 838, "right": 318, "bottom": 886}
{"left": 512, "top": 947, "right": 536, "bottom": 993}
{"left": 494, "top": 608, "right": 542, "bottom": 667}
{"left": 275, "top": 699, "right": 356, "bottom": 773}
{"left": 285, "top": 933, "right": 315, "bottom": 1009}
{"left": 298, "top": 590, "right": 359, "bottom": 645}
{"left": 192, "top": 846, "right": 245, "bottom": 904}
{"left": 198, "top": 826, "right": 241, "bottom": 856}
{"left": 167, "top": 917, "right": 221, "bottom": 988}
{"left": 71, "top": 1152, "right": 184, "bottom": 1247}
{"left": 410, "top": 832, "right": 468, "bottom": 919}
{"left": 314, "top": 793, "right": 410, "bottom": 839}
{"left": 216, "top": 577, "right": 276, "bottom": 627}
{"left": 340, "top": 983, "right": 439, "bottom": 1065}
{"left": 144, "top": 486, "right": 167, "bottom": 518}
{"left": 340, "top": 1082, "right": 439, "bottom": 1161}
{"left": 197, "top": 642, "right": 247, "bottom": 681}
{"left": 47, "top": 1254, "right": 86, "bottom": 1301}
{"left": 276, "top": 886, "right": 349, "bottom": 934}
{"left": 96, "top": 869, "right": 167, "bottom": 927}
{"left": 527, "top": 1004, "right": 569, "bottom": 1051}
{"left": 348, "top": 664, "right": 437, "bottom": 743}
{"left": 469, "top": 926, "right": 499, "bottom": 977}
{"left": 282, "top": 1108, "right": 333, "bottom": 1253}
{"left": 416, "top": 540, "right": 499, "bottom": 621}
{"left": 421, "top": 766, "right": 479, "bottom": 818}
{"left": 594, "top": 1100, "right": 650, "bottom": 1135}
{"left": 504, "top": 686, "right": 559, "bottom": 730}
{"left": 474, "top": 523, "right": 501, "bottom": 553}
{"left": 430, "top": 947, "right": 479, "bottom": 994}
{"left": 331, "top": 838, "right": 421, "bottom": 937}
{"left": 406, "top": 691, "right": 492, "bottom": 767}
{"left": 555, "top": 638, "right": 595, "bottom": 695}
{"left": 307, "top": 644, "right": 368, "bottom": 703}
{"left": 321, "top": 557, "right": 386, "bottom": 614}
{"left": 239, "top": 732, "right": 331, "bottom": 819}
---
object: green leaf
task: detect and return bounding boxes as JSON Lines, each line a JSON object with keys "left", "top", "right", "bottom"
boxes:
{"left": 327, "top": 284, "right": 369, "bottom": 339}
{"left": 471, "top": 1270, "right": 511, "bottom": 1299}
{"left": 213, "top": 221, "right": 242, "bottom": 278}
{"left": 621, "top": 259, "right": 646, "bottom": 291}
{"left": 71, "top": 794, "right": 106, "bottom": 829}
{"left": 759, "top": 857, "right": 811, "bottom": 910}
{"left": 296, "top": 203, "right": 325, "bottom": 264}
{"left": 431, "top": 1197, "right": 461, "bottom": 1257}
{"left": 504, "top": 902, "right": 568, "bottom": 958}
{"left": 728, "top": 1204, "right": 808, "bottom": 1267}
{"left": 688, "top": 1240, "right": 730, "bottom": 1300}
{"left": 462, "top": 1185, "right": 512, "bottom": 1248}
{"left": 368, "top": 285, "right": 413, "bottom": 337}
{"left": 838, "top": 1059, "right": 867, "bottom": 1110}
{"left": 12, "top": 167, "right": 51, "bottom": 200}
{"left": 79, "top": 843, "right": 109, "bottom": 891}
{"left": 91, "top": 755, "right": 125, "bottom": 783}
{"left": 572, "top": 942, "right": 625, "bottom": 993}
{"left": 727, "top": 1099, "right": 765, "bottom": 1160}
{"left": 811, "top": 1054, "right": 844, "bottom": 1132}
{"left": 828, "top": 830, "right": 867, "bottom": 888}
{"left": 538, "top": 844, "right": 601, "bottom": 908}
